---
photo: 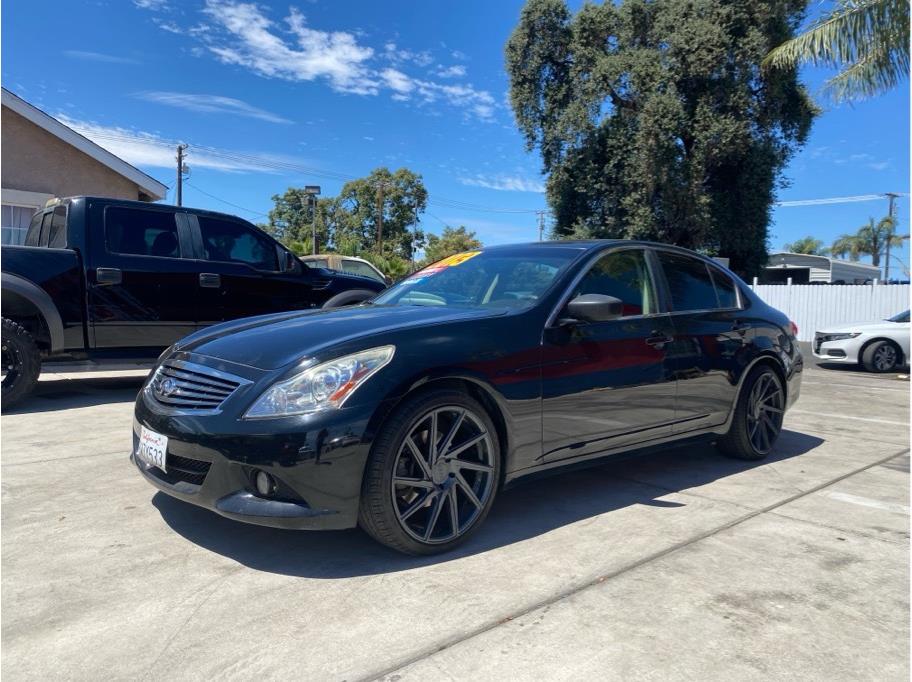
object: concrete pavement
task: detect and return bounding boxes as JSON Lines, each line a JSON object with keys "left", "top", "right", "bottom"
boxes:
{"left": 1, "top": 365, "right": 908, "bottom": 680}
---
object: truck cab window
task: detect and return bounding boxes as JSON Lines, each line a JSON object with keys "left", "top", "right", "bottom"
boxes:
{"left": 197, "top": 217, "right": 278, "bottom": 271}
{"left": 105, "top": 207, "right": 180, "bottom": 258}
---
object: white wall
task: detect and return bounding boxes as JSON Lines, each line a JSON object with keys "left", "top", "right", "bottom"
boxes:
{"left": 750, "top": 284, "right": 910, "bottom": 342}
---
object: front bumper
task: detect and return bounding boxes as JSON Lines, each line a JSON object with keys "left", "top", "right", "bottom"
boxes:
{"left": 812, "top": 334, "right": 862, "bottom": 364}
{"left": 132, "top": 354, "right": 379, "bottom": 530}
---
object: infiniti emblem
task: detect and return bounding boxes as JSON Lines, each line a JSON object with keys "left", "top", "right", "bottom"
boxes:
{"left": 159, "top": 377, "right": 177, "bottom": 397}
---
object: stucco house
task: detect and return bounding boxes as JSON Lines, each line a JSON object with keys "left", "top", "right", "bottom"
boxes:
{"left": 1, "top": 88, "right": 167, "bottom": 244}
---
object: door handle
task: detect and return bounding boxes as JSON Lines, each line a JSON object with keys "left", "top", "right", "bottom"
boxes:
{"left": 95, "top": 267, "right": 122, "bottom": 285}
{"left": 199, "top": 273, "right": 221, "bottom": 289}
{"left": 645, "top": 333, "right": 674, "bottom": 348}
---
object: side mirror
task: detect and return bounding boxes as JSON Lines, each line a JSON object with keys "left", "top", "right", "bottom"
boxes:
{"left": 284, "top": 251, "right": 299, "bottom": 273}
{"left": 564, "top": 294, "right": 624, "bottom": 323}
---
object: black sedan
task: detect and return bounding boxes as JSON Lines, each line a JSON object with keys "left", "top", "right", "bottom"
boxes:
{"left": 132, "top": 241, "right": 802, "bottom": 554}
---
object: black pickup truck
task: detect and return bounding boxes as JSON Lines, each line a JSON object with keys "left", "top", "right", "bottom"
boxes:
{"left": 1, "top": 196, "right": 385, "bottom": 408}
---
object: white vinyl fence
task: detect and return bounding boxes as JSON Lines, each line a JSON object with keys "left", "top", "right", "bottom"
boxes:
{"left": 750, "top": 283, "right": 910, "bottom": 342}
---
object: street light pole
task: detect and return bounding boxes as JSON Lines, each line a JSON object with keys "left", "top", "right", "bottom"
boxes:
{"left": 304, "top": 185, "right": 321, "bottom": 255}
{"left": 885, "top": 192, "right": 899, "bottom": 282}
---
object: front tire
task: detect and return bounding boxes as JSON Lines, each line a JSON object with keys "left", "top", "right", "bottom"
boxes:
{"left": 359, "top": 388, "right": 501, "bottom": 555}
{"left": 2, "top": 318, "right": 41, "bottom": 411}
{"left": 862, "top": 339, "right": 900, "bottom": 373}
{"left": 717, "top": 365, "right": 785, "bottom": 460}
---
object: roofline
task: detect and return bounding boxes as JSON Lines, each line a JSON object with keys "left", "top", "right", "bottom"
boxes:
{"left": 767, "top": 252, "right": 882, "bottom": 272}
{"left": 1, "top": 88, "right": 168, "bottom": 200}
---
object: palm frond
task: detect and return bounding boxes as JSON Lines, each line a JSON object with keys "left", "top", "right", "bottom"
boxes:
{"left": 764, "top": 0, "right": 910, "bottom": 102}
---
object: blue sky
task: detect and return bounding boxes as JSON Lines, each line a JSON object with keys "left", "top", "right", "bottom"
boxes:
{"left": 2, "top": 0, "right": 909, "bottom": 273}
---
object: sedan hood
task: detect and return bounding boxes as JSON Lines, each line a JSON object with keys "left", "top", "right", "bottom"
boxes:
{"left": 817, "top": 320, "right": 908, "bottom": 335}
{"left": 177, "top": 305, "right": 505, "bottom": 370}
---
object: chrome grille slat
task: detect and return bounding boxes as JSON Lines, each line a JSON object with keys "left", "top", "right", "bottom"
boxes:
{"left": 148, "top": 359, "right": 246, "bottom": 412}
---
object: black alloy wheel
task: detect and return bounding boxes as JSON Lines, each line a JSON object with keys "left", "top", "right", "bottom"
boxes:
{"left": 717, "top": 365, "right": 785, "bottom": 460}
{"left": 1, "top": 318, "right": 41, "bottom": 411}
{"left": 360, "top": 389, "right": 500, "bottom": 554}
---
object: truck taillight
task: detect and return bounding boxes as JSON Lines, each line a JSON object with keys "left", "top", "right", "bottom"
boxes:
{"left": 789, "top": 321, "right": 798, "bottom": 337}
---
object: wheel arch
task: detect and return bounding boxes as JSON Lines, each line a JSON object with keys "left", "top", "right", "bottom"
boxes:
{"left": 859, "top": 336, "right": 904, "bottom": 365}
{"left": 718, "top": 352, "right": 789, "bottom": 433}
{"left": 1, "top": 273, "right": 64, "bottom": 353}
{"left": 365, "top": 374, "right": 511, "bottom": 486}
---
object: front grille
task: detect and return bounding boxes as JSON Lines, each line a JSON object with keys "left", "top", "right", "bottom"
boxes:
{"left": 153, "top": 453, "right": 211, "bottom": 487}
{"left": 150, "top": 359, "right": 242, "bottom": 412}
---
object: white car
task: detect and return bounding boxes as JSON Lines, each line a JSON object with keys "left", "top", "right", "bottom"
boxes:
{"left": 813, "top": 310, "right": 910, "bottom": 372}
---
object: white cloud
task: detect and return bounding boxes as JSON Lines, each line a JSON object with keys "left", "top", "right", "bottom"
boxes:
{"left": 147, "top": 1, "right": 496, "bottom": 120}
{"left": 201, "top": 0, "right": 377, "bottom": 94}
{"left": 57, "top": 116, "right": 299, "bottom": 173}
{"left": 135, "top": 91, "right": 292, "bottom": 123}
{"left": 868, "top": 161, "right": 890, "bottom": 171}
{"left": 133, "top": 0, "right": 168, "bottom": 9}
{"left": 437, "top": 64, "right": 466, "bottom": 78}
{"left": 63, "top": 50, "right": 138, "bottom": 65}
{"left": 459, "top": 174, "right": 546, "bottom": 193}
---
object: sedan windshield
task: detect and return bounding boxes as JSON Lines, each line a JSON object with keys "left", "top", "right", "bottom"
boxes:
{"left": 374, "top": 247, "right": 580, "bottom": 310}
{"left": 887, "top": 310, "right": 910, "bottom": 323}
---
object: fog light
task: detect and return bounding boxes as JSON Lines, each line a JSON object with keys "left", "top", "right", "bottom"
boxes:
{"left": 255, "top": 470, "right": 275, "bottom": 497}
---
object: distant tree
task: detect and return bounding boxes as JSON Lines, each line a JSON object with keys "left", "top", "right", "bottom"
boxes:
{"left": 764, "top": 0, "right": 910, "bottom": 103}
{"left": 783, "top": 236, "right": 829, "bottom": 255}
{"left": 830, "top": 216, "right": 906, "bottom": 265}
{"left": 422, "top": 226, "right": 483, "bottom": 265}
{"left": 505, "top": 0, "right": 817, "bottom": 277}
{"left": 335, "top": 167, "right": 427, "bottom": 260}
{"left": 265, "top": 189, "right": 337, "bottom": 253}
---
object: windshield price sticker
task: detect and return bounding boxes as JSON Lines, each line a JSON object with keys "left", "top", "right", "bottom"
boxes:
{"left": 408, "top": 251, "right": 481, "bottom": 280}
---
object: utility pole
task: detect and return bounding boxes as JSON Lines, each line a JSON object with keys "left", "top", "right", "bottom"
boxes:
{"left": 304, "top": 186, "right": 321, "bottom": 255}
{"left": 884, "top": 192, "right": 899, "bottom": 282}
{"left": 175, "top": 144, "right": 188, "bottom": 206}
{"left": 537, "top": 211, "right": 546, "bottom": 241}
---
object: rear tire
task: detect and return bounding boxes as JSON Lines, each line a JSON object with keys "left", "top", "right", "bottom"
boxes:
{"left": 2, "top": 318, "right": 41, "bottom": 411}
{"left": 717, "top": 365, "right": 785, "bottom": 461}
{"left": 359, "top": 388, "right": 501, "bottom": 555}
{"left": 861, "top": 339, "right": 900, "bottom": 373}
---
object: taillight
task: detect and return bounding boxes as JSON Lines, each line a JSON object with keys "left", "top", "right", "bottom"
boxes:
{"left": 789, "top": 321, "right": 798, "bottom": 337}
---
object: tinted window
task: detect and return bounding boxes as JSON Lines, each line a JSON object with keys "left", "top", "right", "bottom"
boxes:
{"left": 198, "top": 217, "right": 278, "bottom": 271}
{"left": 47, "top": 204, "right": 67, "bottom": 248}
{"left": 24, "top": 211, "right": 43, "bottom": 246}
{"left": 658, "top": 252, "right": 718, "bottom": 311}
{"left": 572, "top": 249, "right": 656, "bottom": 316}
{"left": 343, "top": 259, "right": 384, "bottom": 281}
{"left": 106, "top": 207, "right": 180, "bottom": 258}
{"left": 888, "top": 310, "right": 910, "bottom": 323}
{"left": 709, "top": 266, "right": 738, "bottom": 308}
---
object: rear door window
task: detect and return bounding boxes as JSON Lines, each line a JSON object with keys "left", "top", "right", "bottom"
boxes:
{"left": 24, "top": 211, "right": 44, "bottom": 246}
{"left": 46, "top": 204, "right": 68, "bottom": 248}
{"left": 708, "top": 266, "right": 739, "bottom": 309}
{"left": 656, "top": 251, "right": 719, "bottom": 311}
{"left": 105, "top": 206, "right": 181, "bottom": 258}
{"left": 197, "top": 216, "right": 278, "bottom": 271}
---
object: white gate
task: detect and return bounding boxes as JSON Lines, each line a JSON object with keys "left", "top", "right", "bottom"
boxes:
{"left": 749, "top": 283, "right": 910, "bottom": 342}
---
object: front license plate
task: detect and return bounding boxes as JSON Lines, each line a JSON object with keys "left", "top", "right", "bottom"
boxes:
{"left": 137, "top": 425, "right": 168, "bottom": 472}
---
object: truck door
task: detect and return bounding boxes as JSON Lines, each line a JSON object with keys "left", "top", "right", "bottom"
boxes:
{"left": 87, "top": 203, "right": 199, "bottom": 349}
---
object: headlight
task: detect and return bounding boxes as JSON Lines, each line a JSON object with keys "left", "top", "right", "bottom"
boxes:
{"left": 823, "top": 333, "right": 861, "bottom": 342}
{"left": 243, "top": 345, "right": 395, "bottom": 419}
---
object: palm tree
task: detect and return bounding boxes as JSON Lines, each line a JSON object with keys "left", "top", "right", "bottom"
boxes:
{"left": 830, "top": 216, "right": 906, "bottom": 265}
{"left": 783, "top": 236, "right": 829, "bottom": 255}
{"left": 764, "top": 0, "right": 910, "bottom": 103}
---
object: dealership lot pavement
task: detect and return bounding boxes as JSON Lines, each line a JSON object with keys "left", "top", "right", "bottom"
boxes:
{"left": 2, "top": 364, "right": 909, "bottom": 681}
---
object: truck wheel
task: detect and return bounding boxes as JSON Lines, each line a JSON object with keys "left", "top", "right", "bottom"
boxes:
{"left": 322, "top": 289, "right": 377, "bottom": 309}
{"left": 2, "top": 318, "right": 41, "bottom": 411}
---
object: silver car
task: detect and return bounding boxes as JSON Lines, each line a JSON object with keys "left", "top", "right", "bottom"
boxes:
{"left": 813, "top": 310, "right": 910, "bottom": 372}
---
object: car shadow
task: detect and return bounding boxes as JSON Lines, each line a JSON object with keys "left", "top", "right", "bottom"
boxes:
{"left": 3, "top": 376, "right": 147, "bottom": 414}
{"left": 152, "top": 429, "right": 824, "bottom": 578}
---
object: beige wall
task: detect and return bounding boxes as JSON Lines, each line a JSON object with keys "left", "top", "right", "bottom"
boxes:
{"left": 1, "top": 107, "right": 151, "bottom": 201}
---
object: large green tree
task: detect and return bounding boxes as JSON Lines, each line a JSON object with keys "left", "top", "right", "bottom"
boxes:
{"left": 335, "top": 167, "right": 428, "bottom": 260}
{"left": 265, "top": 189, "right": 339, "bottom": 255}
{"left": 506, "top": 0, "right": 817, "bottom": 276}
{"left": 830, "top": 216, "right": 906, "bottom": 266}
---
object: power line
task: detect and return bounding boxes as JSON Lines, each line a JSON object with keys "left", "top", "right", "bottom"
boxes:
{"left": 183, "top": 181, "right": 269, "bottom": 219}
{"left": 775, "top": 193, "right": 909, "bottom": 207}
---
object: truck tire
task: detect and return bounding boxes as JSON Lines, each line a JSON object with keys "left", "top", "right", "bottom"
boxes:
{"left": 322, "top": 289, "right": 377, "bottom": 309}
{"left": 2, "top": 318, "right": 41, "bottom": 411}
